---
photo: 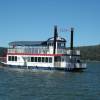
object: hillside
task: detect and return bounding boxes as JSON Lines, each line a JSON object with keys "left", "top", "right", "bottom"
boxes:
{"left": 0, "top": 47, "right": 7, "bottom": 57}
{"left": 76, "top": 44, "right": 100, "bottom": 61}
{"left": 0, "top": 45, "right": 100, "bottom": 61}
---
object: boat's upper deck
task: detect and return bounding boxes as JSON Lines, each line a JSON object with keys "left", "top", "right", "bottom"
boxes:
{"left": 8, "top": 36, "right": 80, "bottom": 56}
{"left": 8, "top": 47, "right": 80, "bottom": 56}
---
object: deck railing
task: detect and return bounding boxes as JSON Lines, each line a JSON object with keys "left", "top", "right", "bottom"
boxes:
{"left": 8, "top": 48, "right": 49, "bottom": 54}
{"left": 8, "top": 48, "right": 80, "bottom": 55}
{"left": 66, "top": 50, "right": 80, "bottom": 55}
{"left": 75, "top": 63, "right": 87, "bottom": 68}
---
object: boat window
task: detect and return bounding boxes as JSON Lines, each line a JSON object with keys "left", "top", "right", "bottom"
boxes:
{"left": 61, "top": 43, "right": 65, "bottom": 47}
{"left": 8, "top": 56, "right": 17, "bottom": 61}
{"left": 15, "top": 56, "right": 17, "bottom": 61}
{"left": 54, "top": 57, "right": 57, "bottom": 62}
{"left": 42, "top": 57, "right": 45, "bottom": 62}
{"left": 45, "top": 57, "right": 48, "bottom": 62}
{"left": 62, "top": 57, "right": 64, "bottom": 62}
{"left": 61, "top": 56, "right": 65, "bottom": 62}
{"left": 8, "top": 56, "right": 11, "bottom": 61}
{"left": 54, "top": 56, "right": 61, "bottom": 62}
{"left": 38, "top": 57, "right": 41, "bottom": 62}
{"left": 49, "top": 57, "right": 52, "bottom": 63}
{"left": 35, "top": 57, "right": 37, "bottom": 62}
{"left": 31, "top": 57, "right": 34, "bottom": 62}
{"left": 49, "top": 43, "right": 51, "bottom": 46}
{"left": 50, "top": 43, "right": 53, "bottom": 46}
{"left": 12, "top": 56, "right": 14, "bottom": 61}
{"left": 58, "top": 43, "right": 61, "bottom": 47}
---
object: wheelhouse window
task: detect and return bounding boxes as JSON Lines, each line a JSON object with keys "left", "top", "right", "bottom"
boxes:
{"left": 61, "top": 43, "right": 65, "bottom": 47}
{"left": 58, "top": 43, "right": 61, "bottom": 47}
{"left": 57, "top": 42, "right": 65, "bottom": 48}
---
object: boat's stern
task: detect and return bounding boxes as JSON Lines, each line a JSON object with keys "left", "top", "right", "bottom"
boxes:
{"left": 75, "top": 63, "right": 87, "bottom": 69}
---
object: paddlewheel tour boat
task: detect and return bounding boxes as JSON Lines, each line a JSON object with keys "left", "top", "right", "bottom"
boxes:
{"left": 5, "top": 26, "right": 86, "bottom": 71}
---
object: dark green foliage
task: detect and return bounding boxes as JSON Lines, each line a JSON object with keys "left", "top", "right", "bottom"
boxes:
{"left": 0, "top": 47, "right": 7, "bottom": 57}
{"left": 75, "top": 45, "right": 100, "bottom": 61}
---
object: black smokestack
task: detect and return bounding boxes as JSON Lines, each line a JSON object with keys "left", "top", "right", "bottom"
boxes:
{"left": 70, "top": 27, "right": 74, "bottom": 50}
{"left": 53, "top": 25, "right": 58, "bottom": 54}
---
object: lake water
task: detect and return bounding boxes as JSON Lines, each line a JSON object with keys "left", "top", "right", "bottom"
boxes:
{"left": 0, "top": 62, "right": 100, "bottom": 100}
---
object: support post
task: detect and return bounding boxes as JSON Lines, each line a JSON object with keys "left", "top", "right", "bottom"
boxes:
{"left": 70, "top": 28, "right": 74, "bottom": 50}
{"left": 53, "top": 25, "right": 58, "bottom": 54}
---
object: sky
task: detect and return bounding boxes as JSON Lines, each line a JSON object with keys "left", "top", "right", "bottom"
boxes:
{"left": 0, "top": 0, "right": 100, "bottom": 47}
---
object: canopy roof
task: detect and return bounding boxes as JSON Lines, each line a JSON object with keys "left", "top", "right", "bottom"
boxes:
{"left": 9, "top": 41, "right": 47, "bottom": 46}
{"left": 9, "top": 37, "right": 66, "bottom": 46}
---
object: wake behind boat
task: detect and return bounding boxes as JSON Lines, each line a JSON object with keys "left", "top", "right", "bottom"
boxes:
{"left": 1, "top": 26, "right": 86, "bottom": 71}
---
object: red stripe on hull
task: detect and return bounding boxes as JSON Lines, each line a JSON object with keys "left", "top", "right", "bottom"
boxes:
{"left": 7, "top": 53, "right": 64, "bottom": 56}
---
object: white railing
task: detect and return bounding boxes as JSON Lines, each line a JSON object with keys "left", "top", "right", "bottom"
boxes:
{"left": 66, "top": 50, "right": 80, "bottom": 55}
{"left": 8, "top": 48, "right": 68, "bottom": 54}
{"left": 8, "top": 48, "right": 49, "bottom": 54}
{"left": 8, "top": 48, "right": 81, "bottom": 55}
{"left": 75, "top": 63, "right": 87, "bottom": 68}
{"left": 56, "top": 49, "right": 67, "bottom": 54}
